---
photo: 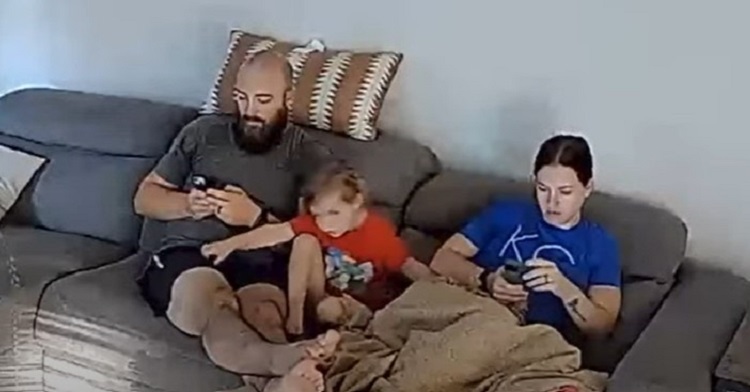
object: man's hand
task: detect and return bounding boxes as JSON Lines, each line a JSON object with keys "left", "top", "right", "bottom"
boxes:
{"left": 488, "top": 267, "right": 529, "bottom": 305}
{"left": 201, "top": 239, "right": 238, "bottom": 265}
{"left": 207, "top": 185, "right": 260, "bottom": 226}
{"left": 187, "top": 189, "right": 214, "bottom": 220}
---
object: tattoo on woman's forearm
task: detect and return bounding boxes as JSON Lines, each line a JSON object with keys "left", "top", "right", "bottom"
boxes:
{"left": 567, "top": 297, "right": 587, "bottom": 322}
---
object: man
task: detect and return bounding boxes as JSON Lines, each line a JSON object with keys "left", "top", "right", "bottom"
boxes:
{"left": 134, "top": 51, "right": 336, "bottom": 392}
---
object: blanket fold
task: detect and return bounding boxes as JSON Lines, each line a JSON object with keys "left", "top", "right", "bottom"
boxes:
{"left": 326, "top": 280, "right": 606, "bottom": 392}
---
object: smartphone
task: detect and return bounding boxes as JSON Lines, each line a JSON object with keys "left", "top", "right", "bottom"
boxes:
{"left": 190, "top": 175, "right": 226, "bottom": 191}
{"left": 501, "top": 259, "right": 532, "bottom": 285}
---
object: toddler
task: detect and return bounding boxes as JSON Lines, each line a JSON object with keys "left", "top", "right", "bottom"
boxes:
{"left": 202, "top": 163, "right": 433, "bottom": 335}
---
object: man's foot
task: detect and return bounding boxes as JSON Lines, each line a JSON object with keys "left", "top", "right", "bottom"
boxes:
{"left": 302, "top": 330, "right": 340, "bottom": 362}
{"left": 265, "top": 360, "right": 323, "bottom": 392}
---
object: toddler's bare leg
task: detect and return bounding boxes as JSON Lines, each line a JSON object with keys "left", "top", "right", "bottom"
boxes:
{"left": 287, "top": 234, "right": 325, "bottom": 335}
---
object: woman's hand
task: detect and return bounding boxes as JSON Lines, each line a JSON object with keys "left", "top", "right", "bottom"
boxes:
{"left": 201, "top": 239, "right": 239, "bottom": 265}
{"left": 488, "top": 268, "right": 529, "bottom": 305}
{"left": 523, "top": 259, "right": 577, "bottom": 299}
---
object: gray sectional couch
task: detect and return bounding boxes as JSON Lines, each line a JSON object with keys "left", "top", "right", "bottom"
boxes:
{"left": 0, "top": 88, "right": 748, "bottom": 392}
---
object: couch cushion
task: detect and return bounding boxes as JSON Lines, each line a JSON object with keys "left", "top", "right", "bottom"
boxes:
{"left": 715, "top": 302, "right": 750, "bottom": 391}
{"left": 581, "top": 279, "right": 672, "bottom": 372}
{"left": 0, "top": 89, "right": 198, "bottom": 247}
{"left": 36, "top": 252, "right": 240, "bottom": 391}
{"left": 0, "top": 88, "right": 197, "bottom": 157}
{"left": 309, "top": 127, "right": 440, "bottom": 214}
{"left": 405, "top": 170, "right": 687, "bottom": 282}
{"left": 0, "top": 134, "right": 156, "bottom": 247}
{"left": 0, "top": 224, "right": 129, "bottom": 298}
{"left": 400, "top": 227, "right": 442, "bottom": 265}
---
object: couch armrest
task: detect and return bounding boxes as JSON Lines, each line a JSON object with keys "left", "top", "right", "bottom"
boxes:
{"left": 608, "top": 260, "right": 750, "bottom": 392}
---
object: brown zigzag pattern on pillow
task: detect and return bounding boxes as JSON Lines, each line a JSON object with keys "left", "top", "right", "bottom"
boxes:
{"left": 348, "top": 53, "right": 401, "bottom": 140}
{"left": 201, "top": 30, "right": 402, "bottom": 140}
{"left": 308, "top": 53, "right": 352, "bottom": 131}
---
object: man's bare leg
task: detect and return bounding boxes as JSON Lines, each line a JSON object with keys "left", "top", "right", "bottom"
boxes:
{"left": 287, "top": 234, "right": 326, "bottom": 335}
{"left": 237, "top": 283, "right": 289, "bottom": 344}
{"left": 167, "top": 268, "right": 305, "bottom": 375}
{"left": 222, "top": 332, "right": 340, "bottom": 392}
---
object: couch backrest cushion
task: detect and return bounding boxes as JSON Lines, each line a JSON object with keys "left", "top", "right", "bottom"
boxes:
{"left": 0, "top": 88, "right": 197, "bottom": 247}
{"left": 405, "top": 170, "right": 687, "bottom": 283}
{"left": 0, "top": 89, "right": 197, "bottom": 157}
{"left": 308, "top": 128, "right": 441, "bottom": 215}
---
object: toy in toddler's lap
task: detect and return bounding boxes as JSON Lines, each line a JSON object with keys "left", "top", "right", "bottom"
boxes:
{"left": 324, "top": 247, "right": 374, "bottom": 292}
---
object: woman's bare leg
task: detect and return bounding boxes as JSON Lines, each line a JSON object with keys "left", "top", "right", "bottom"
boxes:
{"left": 287, "top": 234, "right": 325, "bottom": 335}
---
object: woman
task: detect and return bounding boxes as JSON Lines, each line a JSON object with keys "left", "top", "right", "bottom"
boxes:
{"left": 431, "top": 135, "right": 621, "bottom": 337}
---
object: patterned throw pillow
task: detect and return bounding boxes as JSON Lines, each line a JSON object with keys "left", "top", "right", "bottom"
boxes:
{"left": 202, "top": 30, "right": 403, "bottom": 141}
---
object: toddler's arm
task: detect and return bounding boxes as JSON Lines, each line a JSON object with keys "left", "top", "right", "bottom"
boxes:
{"left": 202, "top": 222, "right": 296, "bottom": 264}
{"left": 232, "top": 222, "right": 296, "bottom": 250}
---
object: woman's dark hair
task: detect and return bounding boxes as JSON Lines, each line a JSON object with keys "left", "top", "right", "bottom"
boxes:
{"left": 534, "top": 135, "right": 593, "bottom": 185}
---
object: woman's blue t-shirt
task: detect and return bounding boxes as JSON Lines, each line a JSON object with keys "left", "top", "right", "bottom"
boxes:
{"left": 460, "top": 199, "right": 621, "bottom": 332}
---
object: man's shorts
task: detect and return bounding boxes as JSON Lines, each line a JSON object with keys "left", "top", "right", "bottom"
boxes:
{"left": 137, "top": 245, "right": 289, "bottom": 317}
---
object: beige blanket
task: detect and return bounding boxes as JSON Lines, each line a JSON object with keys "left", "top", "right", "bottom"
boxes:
{"left": 325, "top": 280, "right": 607, "bottom": 392}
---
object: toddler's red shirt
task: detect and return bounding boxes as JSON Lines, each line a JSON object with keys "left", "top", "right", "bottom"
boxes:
{"left": 289, "top": 210, "right": 409, "bottom": 280}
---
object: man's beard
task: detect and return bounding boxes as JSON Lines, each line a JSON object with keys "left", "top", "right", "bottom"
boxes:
{"left": 231, "top": 112, "right": 286, "bottom": 154}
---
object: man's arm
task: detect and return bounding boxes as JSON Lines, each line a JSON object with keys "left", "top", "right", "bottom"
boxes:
{"left": 430, "top": 234, "right": 483, "bottom": 289}
{"left": 134, "top": 172, "right": 196, "bottom": 220}
{"left": 134, "top": 121, "right": 206, "bottom": 221}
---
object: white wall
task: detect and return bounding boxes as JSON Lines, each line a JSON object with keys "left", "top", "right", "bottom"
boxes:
{"left": 2, "top": 0, "right": 749, "bottom": 276}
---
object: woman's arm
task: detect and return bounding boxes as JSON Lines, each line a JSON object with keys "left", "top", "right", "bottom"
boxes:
{"left": 524, "top": 259, "right": 622, "bottom": 335}
{"left": 560, "top": 285, "right": 621, "bottom": 335}
{"left": 430, "top": 234, "right": 483, "bottom": 289}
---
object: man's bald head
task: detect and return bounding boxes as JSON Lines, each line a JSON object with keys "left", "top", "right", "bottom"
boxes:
{"left": 237, "top": 50, "right": 293, "bottom": 89}
{"left": 231, "top": 51, "right": 294, "bottom": 154}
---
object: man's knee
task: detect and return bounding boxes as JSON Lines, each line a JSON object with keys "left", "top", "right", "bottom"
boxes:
{"left": 166, "top": 267, "right": 236, "bottom": 336}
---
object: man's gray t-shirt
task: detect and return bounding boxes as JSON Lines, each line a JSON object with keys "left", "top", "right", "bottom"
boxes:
{"left": 153, "top": 114, "right": 333, "bottom": 252}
